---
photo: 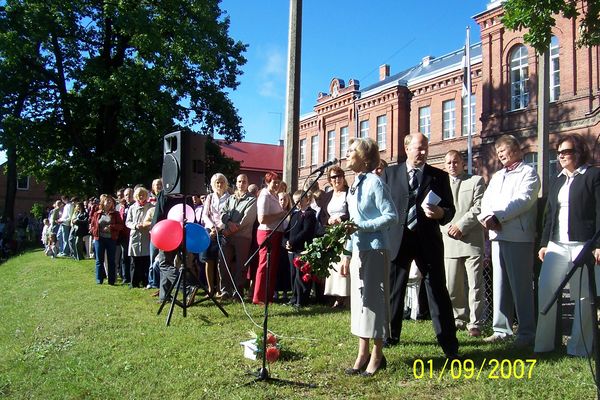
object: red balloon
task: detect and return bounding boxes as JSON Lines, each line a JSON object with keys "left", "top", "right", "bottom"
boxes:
{"left": 150, "top": 219, "right": 183, "bottom": 251}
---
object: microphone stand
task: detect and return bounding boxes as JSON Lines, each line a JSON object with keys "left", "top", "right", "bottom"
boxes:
{"left": 243, "top": 168, "right": 326, "bottom": 387}
{"left": 541, "top": 229, "right": 600, "bottom": 399}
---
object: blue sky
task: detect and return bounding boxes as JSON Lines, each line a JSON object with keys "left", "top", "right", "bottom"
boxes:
{"left": 218, "top": 0, "right": 488, "bottom": 145}
{"left": 0, "top": 1, "right": 489, "bottom": 165}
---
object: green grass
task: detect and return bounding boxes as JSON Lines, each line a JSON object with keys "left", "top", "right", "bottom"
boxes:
{"left": 0, "top": 249, "right": 596, "bottom": 399}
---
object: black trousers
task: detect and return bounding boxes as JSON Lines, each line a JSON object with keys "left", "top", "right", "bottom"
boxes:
{"left": 389, "top": 227, "right": 458, "bottom": 355}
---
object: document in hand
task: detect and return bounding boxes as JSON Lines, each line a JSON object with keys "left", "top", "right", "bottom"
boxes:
{"left": 421, "top": 190, "right": 441, "bottom": 209}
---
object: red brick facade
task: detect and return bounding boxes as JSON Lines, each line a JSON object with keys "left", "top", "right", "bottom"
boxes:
{"left": 298, "top": 1, "right": 600, "bottom": 187}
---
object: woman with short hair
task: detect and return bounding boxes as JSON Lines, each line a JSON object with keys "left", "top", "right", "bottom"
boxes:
{"left": 126, "top": 187, "right": 153, "bottom": 288}
{"left": 342, "top": 138, "right": 398, "bottom": 376}
{"left": 253, "top": 171, "right": 287, "bottom": 304}
{"left": 201, "top": 173, "right": 231, "bottom": 296}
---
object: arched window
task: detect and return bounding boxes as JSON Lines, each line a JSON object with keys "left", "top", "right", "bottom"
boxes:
{"left": 550, "top": 36, "right": 560, "bottom": 102}
{"left": 510, "top": 45, "right": 529, "bottom": 110}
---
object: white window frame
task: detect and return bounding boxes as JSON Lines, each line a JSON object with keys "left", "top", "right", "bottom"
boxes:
{"left": 461, "top": 96, "right": 476, "bottom": 136}
{"left": 326, "top": 130, "right": 336, "bottom": 162}
{"left": 299, "top": 138, "right": 306, "bottom": 167}
{"left": 550, "top": 36, "right": 560, "bottom": 102}
{"left": 376, "top": 115, "right": 387, "bottom": 150}
{"left": 443, "top": 99, "right": 456, "bottom": 139}
{"left": 310, "top": 135, "right": 319, "bottom": 166}
{"left": 359, "top": 120, "right": 369, "bottom": 139}
{"left": 418, "top": 106, "right": 431, "bottom": 139}
{"left": 510, "top": 45, "right": 530, "bottom": 110}
{"left": 17, "top": 176, "right": 30, "bottom": 190}
{"left": 340, "top": 126, "right": 348, "bottom": 159}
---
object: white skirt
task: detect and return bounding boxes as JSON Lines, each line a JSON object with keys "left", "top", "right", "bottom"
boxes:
{"left": 324, "top": 257, "right": 350, "bottom": 296}
{"left": 350, "top": 249, "right": 390, "bottom": 339}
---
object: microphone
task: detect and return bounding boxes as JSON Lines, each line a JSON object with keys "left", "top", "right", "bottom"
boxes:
{"left": 312, "top": 158, "right": 339, "bottom": 174}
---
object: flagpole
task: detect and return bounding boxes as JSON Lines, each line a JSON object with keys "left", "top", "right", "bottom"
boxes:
{"left": 466, "top": 26, "right": 473, "bottom": 174}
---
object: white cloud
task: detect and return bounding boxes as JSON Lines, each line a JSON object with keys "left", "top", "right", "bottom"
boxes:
{"left": 262, "top": 48, "right": 285, "bottom": 77}
{"left": 257, "top": 46, "right": 285, "bottom": 99}
{"left": 258, "top": 80, "right": 278, "bottom": 98}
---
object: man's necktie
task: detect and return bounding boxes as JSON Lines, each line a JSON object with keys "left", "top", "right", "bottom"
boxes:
{"left": 406, "top": 169, "right": 419, "bottom": 231}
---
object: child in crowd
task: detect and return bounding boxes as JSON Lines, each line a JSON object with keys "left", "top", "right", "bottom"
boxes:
{"left": 41, "top": 219, "right": 50, "bottom": 248}
{"left": 275, "top": 192, "right": 292, "bottom": 302}
{"left": 45, "top": 233, "right": 58, "bottom": 258}
{"left": 285, "top": 191, "right": 317, "bottom": 308}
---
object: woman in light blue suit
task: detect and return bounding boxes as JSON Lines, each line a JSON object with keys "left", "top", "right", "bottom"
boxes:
{"left": 342, "top": 138, "right": 398, "bottom": 377}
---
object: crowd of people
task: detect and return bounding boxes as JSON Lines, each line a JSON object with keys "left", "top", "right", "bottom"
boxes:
{"left": 29, "top": 131, "right": 598, "bottom": 377}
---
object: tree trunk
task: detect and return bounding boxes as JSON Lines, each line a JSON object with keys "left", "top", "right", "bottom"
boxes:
{"left": 3, "top": 144, "right": 17, "bottom": 221}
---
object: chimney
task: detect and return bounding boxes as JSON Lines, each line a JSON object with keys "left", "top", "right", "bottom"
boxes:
{"left": 422, "top": 55, "right": 434, "bottom": 67}
{"left": 379, "top": 64, "right": 390, "bottom": 81}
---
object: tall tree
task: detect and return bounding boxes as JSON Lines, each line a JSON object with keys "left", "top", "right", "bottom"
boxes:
{"left": 0, "top": 0, "right": 247, "bottom": 205}
{"left": 502, "top": 0, "right": 600, "bottom": 52}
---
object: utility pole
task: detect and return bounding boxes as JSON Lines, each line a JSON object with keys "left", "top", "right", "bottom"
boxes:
{"left": 283, "top": 0, "right": 302, "bottom": 191}
{"left": 537, "top": 50, "right": 550, "bottom": 197}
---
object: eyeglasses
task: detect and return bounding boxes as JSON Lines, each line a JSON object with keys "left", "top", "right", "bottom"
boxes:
{"left": 329, "top": 175, "right": 344, "bottom": 180}
{"left": 557, "top": 149, "right": 576, "bottom": 156}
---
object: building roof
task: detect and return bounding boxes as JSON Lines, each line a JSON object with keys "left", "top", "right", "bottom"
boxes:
{"left": 359, "top": 42, "right": 483, "bottom": 94}
{"left": 218, "top": 140, "right": 284, "bottom": 172}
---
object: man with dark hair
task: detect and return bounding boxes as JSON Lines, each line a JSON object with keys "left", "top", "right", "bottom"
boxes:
{"left": 382, "top": 132, "right": 459, "bottom": 359}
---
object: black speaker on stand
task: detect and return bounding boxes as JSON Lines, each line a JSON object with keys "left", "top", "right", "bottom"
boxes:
{"left": 162, "top": 130, "right": 207, "bottom": 195}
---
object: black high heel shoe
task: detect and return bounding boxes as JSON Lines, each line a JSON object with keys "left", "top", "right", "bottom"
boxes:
{"left": 361, "top": 355, "right": 387, "bottom": 377}
{"left": 344, "top": 354, "right": 371, "bottom": 375}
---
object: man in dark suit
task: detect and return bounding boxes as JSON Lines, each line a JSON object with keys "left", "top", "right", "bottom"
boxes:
{"left": 382, "top": 132, "right": 459, "bottom": 358}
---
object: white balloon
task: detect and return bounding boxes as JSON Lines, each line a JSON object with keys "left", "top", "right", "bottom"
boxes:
{"left": 167, "top": 203, "right": 195, "bottom": 223}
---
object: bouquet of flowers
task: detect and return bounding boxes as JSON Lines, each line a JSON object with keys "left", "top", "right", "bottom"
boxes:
{"left": 256, "top": 332, "right": 280, "bottom": 363}
{"left": 293, "top": 220, "right": 353, "bottom": 281}
{"left": 241, "top": 331, "right": 281, "bottom": 362}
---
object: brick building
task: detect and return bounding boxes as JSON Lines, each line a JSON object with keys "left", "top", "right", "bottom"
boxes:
{"left": 298, "top": 0, "right": 600, "bottom": 187}
{"left": 0, "top": 164, "right": 52, "bottom": 217}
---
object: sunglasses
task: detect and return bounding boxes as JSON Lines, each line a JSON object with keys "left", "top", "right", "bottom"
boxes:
{"left": 557, "top": 149, "right": 576, "bottom": 156}
{"left": 329, "top": 175, "right": 344, "bottom": 180}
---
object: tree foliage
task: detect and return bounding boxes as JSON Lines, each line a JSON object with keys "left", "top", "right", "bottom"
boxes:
{"left": 502, "top": 0, "right": 600, "bottom": 52}
{"left": 0, "top": 0, "right": 247, "bottom": 198}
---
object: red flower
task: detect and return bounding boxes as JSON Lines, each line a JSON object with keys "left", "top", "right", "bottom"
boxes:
{"left": 293, "top": 257, "right": 303, "bottom": 269}
{"left": 266, "top": 333, "right": 278, "bottom": 346}
{"left": 302, "top": 273, "right": 312, "bottom": 283}
{"left": 266, "top": 346, "right": 280, "bottom": 363}
{"left": 300, "top": 263, "right": 311, "bottom": 274}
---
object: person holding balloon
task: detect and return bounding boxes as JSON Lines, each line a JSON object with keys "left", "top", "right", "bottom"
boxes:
{"left": 201, "top": 173, "right": 231, "bottom": 296}
{"left": 253, "top": 171, "right": 287, "bottom": 305}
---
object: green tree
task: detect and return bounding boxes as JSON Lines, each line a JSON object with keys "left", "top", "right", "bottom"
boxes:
{"left": 0, "top": 0, "right": 247, "bottom": 208}
{"left": 502, "top": 0, "right": 600, "bottom": 52}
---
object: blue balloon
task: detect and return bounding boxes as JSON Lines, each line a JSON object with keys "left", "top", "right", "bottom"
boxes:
{"left": 185, "top": 223, "right": 211, "bottom": 253}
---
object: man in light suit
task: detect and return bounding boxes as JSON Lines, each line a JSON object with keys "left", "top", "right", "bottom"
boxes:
{"left": 441, "top": 150, "right": 485, "bottom": 337}
{"left": 382, "top": 132, "right": 459, "bottom": 358}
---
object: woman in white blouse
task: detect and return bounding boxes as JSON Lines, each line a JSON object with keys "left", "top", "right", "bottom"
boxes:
{"left": 322, "top": 166, "right": 350, "bottom": 308}
{"left": 201, "top": 173, "right": 231, "bottom": 296}
{"left": 535, "top": 134, "right": 600, "bottom": 356}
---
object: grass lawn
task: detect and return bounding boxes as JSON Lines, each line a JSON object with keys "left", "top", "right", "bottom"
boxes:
{"left": 0, "top": 249, "right": 596, "bottom": 399}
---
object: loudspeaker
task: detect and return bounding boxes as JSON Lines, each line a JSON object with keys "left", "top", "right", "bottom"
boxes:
{"left": 161, "top": 130, "right": 207, "bottom": 195}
